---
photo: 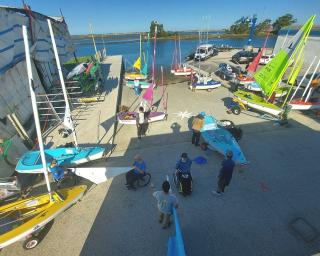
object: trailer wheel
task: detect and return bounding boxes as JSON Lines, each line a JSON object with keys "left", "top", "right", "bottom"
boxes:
{"left": 232, "top": 106, "right": 241, "bottom": 115}
{"left": 23, "top": 237, "right": 40, "bottom": 250}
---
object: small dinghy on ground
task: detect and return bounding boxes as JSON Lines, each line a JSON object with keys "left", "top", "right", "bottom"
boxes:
{"left": 289, "top": 98, "right": 320, "bottom": 110}
{"left": 126, "top": 80, "right": 152, "bottom": 89}
{"left": 117, "top": 111, "right": 166, "bottom": 125}
{"left": 189, "top": 79, "right": 221, "bottom": 91}
{"left": 0, "top": 185, "right": 86, "bottom": 250}
{"left": 16, "top": 147, "right": 105, "bottom": 174}
{"left": 200, "top": 112, "right": 248, "bottom": 165}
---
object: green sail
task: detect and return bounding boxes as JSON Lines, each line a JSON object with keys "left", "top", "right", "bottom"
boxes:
{"left": 253, "top": 15, "right": 315, "bottom": 98}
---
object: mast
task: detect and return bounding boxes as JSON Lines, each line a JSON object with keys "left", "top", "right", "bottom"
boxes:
{"left": 152, "top": 26, "right": 157, "bottom": 85}
{"left": 101, "top": 33, "right": 107, "bottom": 58}
{"left": 304, "top": 58, "right": 320, "bottom": 102}
{"left": 140, "top": 33, "right": 142, "bottom": 66}
{"left": 178, "top": 35, "right": 182, "bottom": 68}
{"left": 89, "top": 23, "right": 99, "bottom": 61}
{"left": 289, "top": 56, "right": 317, "bottom": 102}
{"left": 22, "top": 25, "right": 52, "bottom": 197}
{"left": 48, "top": 19, "right": 79, "bottom": 148}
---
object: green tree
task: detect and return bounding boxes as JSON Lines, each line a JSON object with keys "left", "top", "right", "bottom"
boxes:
{"left": 228, "top": 17, "right": 250, "bottom": 34}
{"left": 272, "top": 14, "right": 297, "bottom": 34}
{"left": 256, "top": 19, "right": 272, "bottom": 34}
{"left": 150, "top": 21, "right": 166, "bottom": 37}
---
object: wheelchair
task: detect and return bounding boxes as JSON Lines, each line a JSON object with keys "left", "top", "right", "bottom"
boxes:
{"left": 172, "top": 171, "right": 193, "bottom": 196}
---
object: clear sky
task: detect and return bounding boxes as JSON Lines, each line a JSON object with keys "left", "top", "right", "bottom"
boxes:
{"left": 1, "top": 0, "right": 319, "bottom": 34}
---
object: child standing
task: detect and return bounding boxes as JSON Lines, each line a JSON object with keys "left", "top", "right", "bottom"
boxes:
{"left": 153, "top": 181, "right": 178, "bottom": 229}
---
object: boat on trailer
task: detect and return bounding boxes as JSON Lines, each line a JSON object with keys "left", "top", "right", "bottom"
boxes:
{"left": 190, "top": 74, "right": 221, "bottom": 91}
{"left": 233, "top": 90, "right": 283, "bottom": 117}
{"left": 200, "top": 113, "right": 248, "bottom": 165}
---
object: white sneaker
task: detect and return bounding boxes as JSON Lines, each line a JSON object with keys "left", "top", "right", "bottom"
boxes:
{"left": 212, "top": 191, "right": 222, "bottom": 196}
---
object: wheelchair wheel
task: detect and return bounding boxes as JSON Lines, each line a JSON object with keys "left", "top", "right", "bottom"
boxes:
{"left": 136, "top": 173, "right": 151, "bottom": 187}
{"left": 172, "top": 173, "right": 179, "bottom": 188}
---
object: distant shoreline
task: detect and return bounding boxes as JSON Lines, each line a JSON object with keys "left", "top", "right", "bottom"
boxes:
{"left": 72, "top": 33, "right": 275, "bottom": 42}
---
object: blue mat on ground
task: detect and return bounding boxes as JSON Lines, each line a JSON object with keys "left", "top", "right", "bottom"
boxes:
{"left": 193, "top": 156, "right": 207, "bottom": 165}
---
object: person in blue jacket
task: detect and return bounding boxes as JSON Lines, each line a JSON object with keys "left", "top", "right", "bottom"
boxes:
{"left": 175, "top": 153, "right": 192, "bottom": 182}
{"left": 49, "top": 159, "right": 65, "bottom": 187}
{"left": 125, "top": 155, "right": 146, "bottom": 190}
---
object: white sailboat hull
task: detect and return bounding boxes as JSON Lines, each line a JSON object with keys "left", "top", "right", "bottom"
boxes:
{"left": 235, "top": 96, "right": 282, "bottom": 116}
{"left": 289, "top": 101, "right": 320, "bottom": 110}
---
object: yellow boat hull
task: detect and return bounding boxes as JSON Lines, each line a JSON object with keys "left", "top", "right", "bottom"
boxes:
{"left": 0, "top": 185, "right": 87, "bottom": 249}
{"left": 125, "top": 72, "right": 147, "bottom": 80}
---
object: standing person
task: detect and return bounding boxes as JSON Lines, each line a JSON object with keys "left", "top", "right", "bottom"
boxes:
{"left": 136, "top": 106, "right": 147, "bottom": 139}
{"left": 153, "top": 181, "right": 178, "bottom": 229}
{"left": 191, "top": 114, "right": 204, "bottom": 146}
{"left": 125, "top": 155, "right": 146, "bottom": 190}
{"left": 212, "top": 150, "right": 235, "bottom": 195}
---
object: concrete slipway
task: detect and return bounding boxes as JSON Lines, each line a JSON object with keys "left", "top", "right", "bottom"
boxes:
{"left": 2, "top": 54, "right": 320, "bottom": 256}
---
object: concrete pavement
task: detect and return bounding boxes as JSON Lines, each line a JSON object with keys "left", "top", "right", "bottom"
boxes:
{"left": 2, "top": 59, "right": 320, "bottom": 256}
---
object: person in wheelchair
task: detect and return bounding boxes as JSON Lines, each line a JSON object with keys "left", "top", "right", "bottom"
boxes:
{"left": 125, "top": 155, "right": 146, "bottom": 190}
{"left": 175, "top": 153, "right": 193, "bottom": 195}
{"left": 49, "top": 159, "right": 65, "bottom": 187}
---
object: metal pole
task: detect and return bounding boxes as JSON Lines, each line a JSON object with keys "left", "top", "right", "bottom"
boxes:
{"left": 89, "top": 23, "right": 99, "bottom": 61}
{"left": 47, "top": 19, "right": 79, "bottom": 147}
{"left": 22, "top": 25, "right": 52, "bottom": 198}
{"left": 289, "top": 56, "right": 316, "bottom": 102}
{"left": 305, "top": 58, "right": 320, "bottom": 102}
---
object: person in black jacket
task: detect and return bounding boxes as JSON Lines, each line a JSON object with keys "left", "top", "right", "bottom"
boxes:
{"left": 212, "top": 150, "right": 235, "bottom": 195}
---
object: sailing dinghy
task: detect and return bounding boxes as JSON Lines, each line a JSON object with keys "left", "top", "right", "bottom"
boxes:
{"left": 170, "top": 36, "right": 193, "bottom": 76}
{"left": 200, "top": 113, "right": 248, "bottom": 165}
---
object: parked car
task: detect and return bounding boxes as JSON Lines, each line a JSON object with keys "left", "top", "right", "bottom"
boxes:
{"left": 194, "top": 44, "right": 218, "bottom": 61}
{"left": 259, "top": 54, "right": 275, "bottom": 65}
{"left": 215, "top": 63, "right": 241, "bottom": 81}
{"left": 231, "top": 51, "right": 257, "bottom": 64}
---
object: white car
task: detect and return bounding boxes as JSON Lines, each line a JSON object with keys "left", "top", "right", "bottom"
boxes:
{"left": 194, "top": 44, "right": 216, "bottom": 61}
{"left": 259, "top": 54, "right": 275, "bottom": 65}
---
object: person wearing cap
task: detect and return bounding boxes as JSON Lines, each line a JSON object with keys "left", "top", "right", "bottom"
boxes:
{"left": 175, "top": 153, "right": 192, "bottom": 182}
{"left": 191, "top": 114, "right": 204, "bottom": 146}
{"left": 153, "top": 181, "right": 178, "bottom": 229}
{"left": 213, "top": 150, "right": 235, "bottom": 195}
{"left": 125, "top": 155, "right": 146, "bottom": 190}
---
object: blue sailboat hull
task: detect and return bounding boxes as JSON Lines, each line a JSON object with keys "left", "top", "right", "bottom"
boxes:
{"left": 16, "top": 147, "right": 105, "bottom": 174}
{"left": 200, "top": 113, "right": 248, "bottom": 165}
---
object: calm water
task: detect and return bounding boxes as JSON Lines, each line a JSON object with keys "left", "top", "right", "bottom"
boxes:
{"left": 73, "top": 36, "right": 277, "bottom": 69}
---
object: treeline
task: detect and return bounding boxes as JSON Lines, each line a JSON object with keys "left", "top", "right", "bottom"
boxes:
{"left": 225, "top": 14, "right": 297, "bottom": 35}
